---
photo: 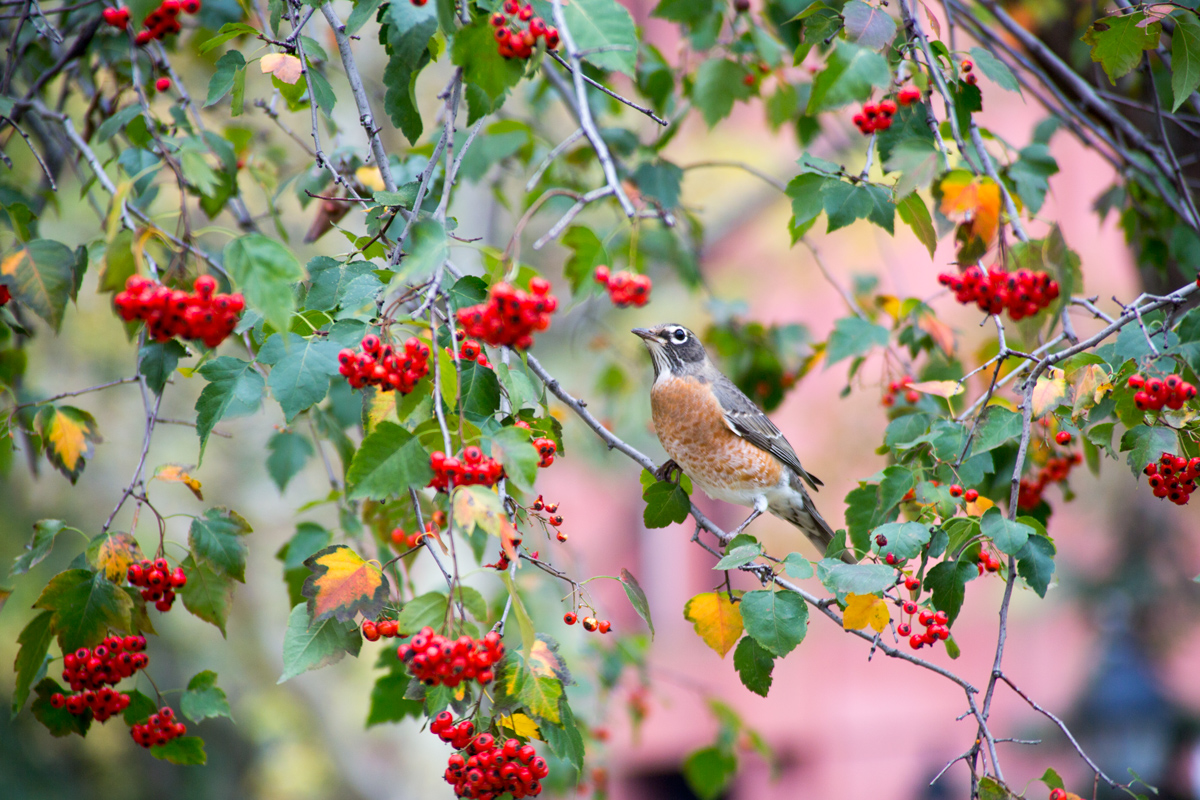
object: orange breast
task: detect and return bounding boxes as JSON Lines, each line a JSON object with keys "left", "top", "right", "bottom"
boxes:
{"left": 650, "top": 376, "right": 783, "bottom": 494}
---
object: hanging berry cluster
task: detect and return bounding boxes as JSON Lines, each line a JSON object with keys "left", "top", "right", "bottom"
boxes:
{"left": 396, "top": 628, "right": 505, "bottom": 687}
{"left": 961, "top": 58, "right": 977, "bottom": 85}
{"left": 1144, "top": 453, "right": 1198, "bottom": 506}
{"left": 450, "top": 336, "right": 492, "bottom": 369}
{"left": 127, "top": 558, "right": 187, "bottom": 612}
{"left": 852, "top": 99, "right": 896, "bottom": 135}
{"left": 564, "top": 612, "right": 611, "bottom": 633}
{"left": 491, "top": 0, "right": 558, "bottom": 61}
{"left": 360, "top": 618, "right": 400, "bottom": 641}
{"left": 937, "top": 266, "right": 1060, "bottom": 320}
{"left": 337, "top": 334, "right": 431, "bottom": 393}
{"left": 903, "top": 608, "right": 950, "bottom": 650}
{"left": 1128, "top": 373, "right": 1197, "bottom": 411}
{"left": 101, "top": 5, "right": 131, "bottom": 27}
{"left": 52, "top": 685, "right": 133, "bottom": 721}
{"left": 976, "top": 548, "right": 1002, "bottom": 574}
{"left": 882, "top": 374, "right": 918, "bottom": 407}
{"left": 114, "top": 275, "right": 244, "bottom": 348}
{"left": 948, "top": 484, "right": 980, "bottom": 503}
{"left": 533, "top": 436, "right": 556, "bottom": 468}
{"left": 594, "top": 266, "right": 652, "bottom": 308}
{"left": 440, "top": 728, "right": 551, "bottom": 800}
{"left": 429, "top": 447, "right": 504, "bottom": 492}
{"left": 531, "top": 495, "right": 565, "bottom": 540}
{"left": 457, "top": 279, "right": 558, "bottom": 350}
{"left": 1018, "top": 450, "right": 1081, "bottom": 509}
{"left": 130, "top": 706, "right": 187, "bottom": 748}
{"left": 896, "top": 86, "right": 922, "bottom": 105}
{"left": 133, "top": 0, "right": 203, "bottom": 45}
{"left": 52, "top": 635, "right": 149, "bottom": 720}
{"left": 390, "top": 521, "right": 439, "bottom": 549}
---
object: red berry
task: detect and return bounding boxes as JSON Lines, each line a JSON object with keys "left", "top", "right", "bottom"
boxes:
{"left": 563, "top": 612, "right": 577, "bottom": 625}
{"left": 597, "top": 620, "right": 612, "bottom": 634}
{"left": 1055, "top": 431, "right": 1072, "bottom": 445}
{"left": 155, "top": 77, "right": 171, "bottom": 92}
{"left": 964, "top": 489, "right": 979, "bottom": 502}
{"left": 948, "top": 484, "right": 963, "bottom": 497}
{"left": 581, "top": 616, "right": 598, "bottom": 632}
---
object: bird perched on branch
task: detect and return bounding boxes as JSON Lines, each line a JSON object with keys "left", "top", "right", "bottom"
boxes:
{"left": 634, "top": 324, "right": 854, "bottom": 563}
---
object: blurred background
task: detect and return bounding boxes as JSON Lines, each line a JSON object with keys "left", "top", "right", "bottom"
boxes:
{"left": 4, "top": 1, "right": 1200, "bottom": 798}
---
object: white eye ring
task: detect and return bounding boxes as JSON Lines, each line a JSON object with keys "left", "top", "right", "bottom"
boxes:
{"left": 671, "top": 329, "right": 687, "bottom": 343}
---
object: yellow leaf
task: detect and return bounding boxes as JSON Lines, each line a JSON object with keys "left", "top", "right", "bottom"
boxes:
{"left": 683, "top": 592, "right": 743, "bottom": 658}
{"left": 356, "top": 166, "right": 386, "bottom": 193}
{"left": 908, "top": 380, "right": 965, "bottom": 399}
{"left": 366, "top": 389, "right": 399, "bottom": 431}
{"left": 527, "top": 636, "right": 571, "bottom": 684}
{"left": 1070, "top": 364, "right": 1112, "bottom": 415}
{"left": 876, "top": 294, "right": 902, "bottom": 319}
{"left": 301, "top": 544, "right": 390, "bottom": 623}
{"left": 939, "top": 172, "right": 1001, "bottom": 246}
{"left": 1032, "top": 370, "right": 1070, "bottom": 418}
{"left": 498, "top": 713, "right": 541, "bottom": 741}
{"left": 92, "top": 532, "right": 145, "bottom": 582}
{"left": 35, "top": 405, "right": 102, "bottom": 483}
{"left": 966, "top": 495, "right": 995, "bottom": 516}
{"left": 453, "top": 485, "right": 519, "bottom": 561}
{"left": 261, "top": 53, "right": 303, "bottom": 84}
{"left": 843, "top": 592, "right": 890, "bottom": 633}
{"left": 153, "top": 464, "right": 204, "bottom": 501}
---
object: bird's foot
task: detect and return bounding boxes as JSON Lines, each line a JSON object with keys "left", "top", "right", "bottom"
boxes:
{"left": 654, "top": 459, "right": 682, "bottom": 484}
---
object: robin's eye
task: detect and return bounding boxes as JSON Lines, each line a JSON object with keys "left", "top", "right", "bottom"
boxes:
{"left": 671, "top": 329, "right": 687, "bottom": 343}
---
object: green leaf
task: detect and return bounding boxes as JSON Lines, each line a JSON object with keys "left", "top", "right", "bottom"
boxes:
{"left": 397, "top": 591, "right": 449, "bottom": 635}
{"left": 490, "top": 425, "right": 538, "bottom": 493}
{"left": 366, "top": 671, "right": 423, "bottom": 726}
{"left": 0, "top": 239, "right": 75, "bottom": 330}
{"left": 785, "top": 172, "right": 831, "bottom": 232}
{"left": 1120, "top": 424, "right": 1178, "bottom": 475}
{"left": 12, "top": 519, "right": 74, "bottom": 576}
{"left": 195, "top": 357, "right": 265, "bottom": 460}
{"left": 12, "top": 610, "right": 54, "bottom": 718}
{"left": 683, "top": 746, "right": 737, "bottom": 800}
{"left": 258, "top": 332, "right": 341, "bottom": 421}
{"left": 819, "top": 561, "right": 896, "bottom": 595}
{"left": 642, "top": 480, "right": 691, "bottom": 528}
{"left": 968, "top": 46, "right": 1021, "bottom": 94}
{"left": 979, "top": 506, "right": 1033, "bottom": 556}
{"left": 923, "top": 559, "right": 976, "bottom": 625}
{"left": 822, "top": 180, "right": 894, "bottom": 233}
{"left": 278, "top": 602, "right": 362, "bottom": 683}
{"left": 714, "top": 543, "right": 763, "bottom": 570}
{"left": 223, "top": 234, "right": 307, "bottom": 335}
{"left": 620, "top": 567, "right": 655, "bottom": 637}
{"left": 346, "top": 0, "right": 382, "bottom": 34}
{"left": 806, "top": 41, "right": 890, "bottom": 114}
{"left": 651, "top": 0, "right": 717, "bottom": 26}
{"left": 306, "top": 257, "right": 379, "bottom": 311}
{"left": 970, "top": 406, "right": 1022, "bottom": 455}
{"left": 386, "top": 0, "right": 437, "bottom": 68}
{"left": 541, "top": 697, "right": 586, "bottom": 777}
{"left": 1172, "top": 12, "right": 1200, "bottom": 111}
{"left": 870, "top": 521, "right": 932, "bottom": 560}
{"left": 149, "top": 736, "right": 207, "bottom": 765}
{"left": 843, "top": 0, "right": 897, "bottom": 51}
{"left": 93, "top": 104, "right": 144, "bottom": 143}
{"left": 383, "top": 51, "right": 429, "bottom": 142}
{"left": 886, "top": 137, "right": 941, "bottom": 198}
{"left": 205, "top": 50, "right": 246, "bottom": 107}
{"left": 1039, "top": 767, "right": 1065, "bottom": 791}
{"left": 198, "top": 22, "right": 259, "bottom": 53}
{"left": 346, "top": 421, "right": 433, "bottom": 500}
{"left": 138, "top": 340, "right": 187, "bottom": 396}
{"left": 740, "top": 588, "right": 808, "bottom": 657}
{"left": 179, "top": 554, "right": 236, "bottom": 635}
{"left": 692, "top": 58, "right": 754, "bottom": 127}
{"left": 782, "top": 553, "right": 814, "bottom": 579}
{"left": 826, "top": 316, "right": 889, "bottom": 366}
{"left": 1008, "top": 144, "right": 1059, "bottom": 215}
{"left": 562, "top": 226, "right": 610, "bottom": 292}
{"left": 266, "top": 429, "right": 314, "bottom": 492}
{"left": 34, "top": 569, "right": 133, "bottom": 652}
{"left": 452, "top": 18, "right": 523, "bottom": 122}
{"left": 458, "top": 361, "right": 501, "bottom": 423}
{"left": 552, "top": 0, "right": 638, "bottom": 75}
{"left": 1082, "top": 13, "right": 1161, "bottom": 84}
{"left": 732, "top": 636, "right": 774, "bottom": 697}
{"left": 632, "top": 159, "right": 683, "bottom": 209}
{"left": 181, "top": 670, "right": 233, "bottom": 723}
{"left": 31, "top": 678, "right": 90, "bottom": 737}
{"left": 1016, "top": 534, "right": 1056, "bottom": 597}
{"left": 897, "top": 192, "right": 937, "bottom": 257}
{"left": 188, "top": 507, "right": 253, "bottom": 582}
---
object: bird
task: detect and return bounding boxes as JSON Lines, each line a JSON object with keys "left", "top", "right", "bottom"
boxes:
{"left": 633, "top": 323, "right": 855, "bottom": 563}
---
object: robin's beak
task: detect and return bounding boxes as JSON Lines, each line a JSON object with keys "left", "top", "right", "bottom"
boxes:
{"left": 631, "top": 327, "right": 655, "bottom": 341}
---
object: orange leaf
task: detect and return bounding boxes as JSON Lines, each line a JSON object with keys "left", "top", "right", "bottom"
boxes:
{"left": 683, "top": 592, "right": 743, "bottom": 658}
{"left": 908, "top": 380, "right": 965, "bottom": 399}
{"left": 91, "top": 532, "right": 145, "bottom": 582}
{"left": 260, "top": 53, "right": 302, "bottom": 84}
{"left": 301, "top": 544, "right": 390, "bottom": 623}
{"left": 153, "top": 464, "right": 203, "bottom": 501}
{"left": 939, "top": 171, "right": 1001, "bottom": 246}
{"left": 843, "top": 592, "right": 890, "bottom": 632}
{"left": 966, "top": 495, "right": 995, "bottom": 516}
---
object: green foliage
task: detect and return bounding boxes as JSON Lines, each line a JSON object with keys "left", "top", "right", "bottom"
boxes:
{"left": 1082, "top": 13, "right": 1162, "bottom": 84}
{"left": 188, "top": 507, "right": 253, "bottom": 583}
{"left": 278, "top": 603, "right": 362, "bottom": 683}
{"left": 346, "top": 421, "right": 433, "bottom": 500}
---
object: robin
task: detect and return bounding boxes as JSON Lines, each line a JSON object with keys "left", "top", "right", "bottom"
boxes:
{"left": 633, "top": 324, "right": 855, "bottom": 563}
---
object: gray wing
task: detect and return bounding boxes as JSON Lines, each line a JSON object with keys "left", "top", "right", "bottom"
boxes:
{"left": 711, "top": 373, "right": 824, "bottom": 491}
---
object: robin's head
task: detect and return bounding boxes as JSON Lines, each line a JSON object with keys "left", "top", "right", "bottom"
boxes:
{"left": 632, "top": 324, "right": 709, "bottom": 379}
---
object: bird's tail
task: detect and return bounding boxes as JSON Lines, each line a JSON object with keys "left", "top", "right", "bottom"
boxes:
{"left": 771, "top": 479, "right": 857, "bottom": 564}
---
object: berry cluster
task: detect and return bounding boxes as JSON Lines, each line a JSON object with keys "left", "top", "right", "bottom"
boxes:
{"left": 1017, "top": 451, "right": 1081, "bottom": 510}
{"left": 127, "top": 558, "right": 187, "bottom": 612}
{"left": 533, "top": 437, "right": 556, "bottom": 468}
{"left": 391, "top": 520, "right": 440, "bottom": 549}
{"left": 903, "top": 608, "right": 950, "bottom": 650}
{"left": 114, "top": 275, "right": 244, "bottom": 347}
{"left": 531, "top": 496, "right": 565, "bottom": 540}
{"left": 456, "top": 279, "right": 558, "bottom": 350}
{"left": 896, "top": 86, "right": 922, "bottom": 105}
{"left": 947, "top": 484, "right": 980, "bottom": 502}
{"left": 130, "top": 706, "right": 187, "bottom": 748}
{"left": 397, "top": 627, "right": 505, "bottom": 688}
{"left": 852, "top": 99, "right": 897, "bottom": 135}
{"left": 962, "top": 58, "right": 977, "bottom": 86}
{"left": 101, "top": 5, "right": 131, "bottom": 27}
{"left": 133, "top": 0, "right": 203, "bottom": 46}
{"left": 1128, "top": 373, "right": 1197, "bottom": 411}
{"left": 491, "top": 0, "right": 558, "bottom": 61}
{"left": 977, "top": 548, "right": 1002, "bottom": 574}
{"left": 594, "top": 266, "right": 652, "bottom": 308}
{"left": 1144, "top": 453, "right": 1199, "bottom": 506}
{"left": 431, "top": 718, "right": 551, "bottom": 800}
{"left": 451, "top": 336, "right": 492, "bottom": 369}
{"left": 337, "top": 334, "right": 430, "bottom": 393}
{"left": 51, "top": 685, "right": 133, "bottom": 721}
{"left": 563, "top": 612, "right": 611, "bottom": 633}
{"left": 361, "top": 618, "right": 400, "bottom": 641}
{"left": 429, "top": 447, "right": 504, "bottom": 492}
{"left": 937, "top": 266, "right": 1060, "bottom": 320}
{"left": 52, "top": 635, "right": 149, "bottom": 721}
{"left": 882, "top": 374, "right": 918, "bottom": 407}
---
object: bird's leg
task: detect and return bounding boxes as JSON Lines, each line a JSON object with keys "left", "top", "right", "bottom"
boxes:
{"left": 730, "top": 495, "right": 769, "bottom": 538}
{"left": 654, "top": 458, "right": 682, "bottom": 484}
